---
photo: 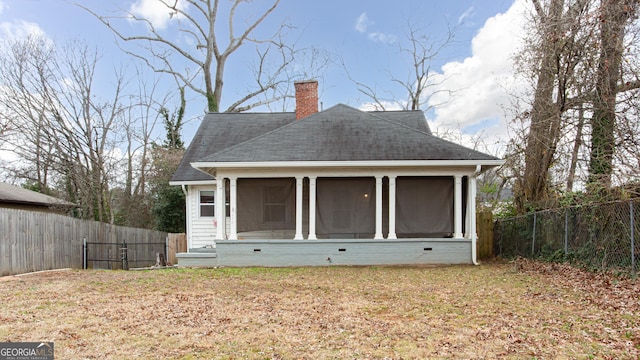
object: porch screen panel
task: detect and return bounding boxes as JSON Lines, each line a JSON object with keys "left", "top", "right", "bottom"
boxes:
{"left": 396, "top": 176, "right": 453, "bottom": 237}
{"left": 237, "top": 178, "right": 295, "bottom": 232}
{"left": 316, "top": 178, "right": 375, "bottom": 239}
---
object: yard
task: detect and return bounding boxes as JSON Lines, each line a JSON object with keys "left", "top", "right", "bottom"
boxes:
{"left": 0, "top": 261, "right": 638, "bottom": 359}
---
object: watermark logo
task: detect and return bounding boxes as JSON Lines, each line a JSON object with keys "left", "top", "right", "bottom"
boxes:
{"left": 0, "top": 342, "right": 54, "bottom": 360}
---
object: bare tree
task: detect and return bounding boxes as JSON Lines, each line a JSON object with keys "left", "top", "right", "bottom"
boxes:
{"left": 0, "top": 112, "right": 9, "bottom": 140}
{"left": 588, "top": 0, "right": 639, "bottom": 188}
{"left": 80, "top": 0, "right": 322, "bottom": 113}
{"left": 0, "top": 36, "right": 59, "bottom": 191}
{"left": 510, "top": 0, "right": 640, "bottom": 211}
{"left": 345, "top": 22, "right": 455, "bottom": 111}
{"left": 150, "top": 87, "right": 187, "bottom": 233}
{"left": 50, "top": 42, "right": 128, "bottom": 222}
{"left": 515, "top": 0, "right": 594, "bottom": 211}
{"left": 565, "top": 101, "right": 587, "bottom": 191}
{"left": 113, "top": 68, "right": 169, "bottom": 227}
{"left": 0, "top": 36, "right": 169, "bottom": 224}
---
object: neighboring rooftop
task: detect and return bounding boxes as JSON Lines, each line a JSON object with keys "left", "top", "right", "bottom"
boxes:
{"left": 0, "top": 182, "right": 76, "bottom": 208}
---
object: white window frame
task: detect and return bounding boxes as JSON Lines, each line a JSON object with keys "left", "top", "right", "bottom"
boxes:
{"left": 263, "top": 185, "right": 287, "bottom": 224}
{"left": 199, "top": 190, "right": 215, "bottom": 218}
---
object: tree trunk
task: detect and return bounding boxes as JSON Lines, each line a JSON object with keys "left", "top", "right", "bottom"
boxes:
{"left": 588, "top": 0, "right": 631, "bottom": 188}
{"left": 566, "top": 104, "right": 585, "bottom": 191}
{"left": 204, "top": 49, "right": 217, "bottom": 113}
{"left": 520, "top": 0, "right": 566, "bottom": 211}
{"left": 212, "top": 55, "right": 226, "bottom": 113}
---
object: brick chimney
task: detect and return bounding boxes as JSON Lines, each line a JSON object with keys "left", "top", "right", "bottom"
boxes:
{"left": 294, "top": 80, "right": 318, "bottom": 120}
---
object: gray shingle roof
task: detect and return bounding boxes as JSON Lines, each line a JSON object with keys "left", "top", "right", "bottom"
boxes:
{"left": 171, "top": 112, "right": 296, "bottom": 182}
{"left": 368, "top": 109, "right": 432, "bottom": 135}
{"left": 172, "top": 104, "right": 499, "bottom": 182}
{"left": 200, "top": 104, "right": 498, "bottom": 163}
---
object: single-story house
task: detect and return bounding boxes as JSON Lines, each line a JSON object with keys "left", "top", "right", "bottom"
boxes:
{"left": 170, "top": 80, "right": 503, "bottom": 267}
{"left": 0, "top": 182, "right": 76, "bottom": 215}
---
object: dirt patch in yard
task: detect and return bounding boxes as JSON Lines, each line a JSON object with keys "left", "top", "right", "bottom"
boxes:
{"left": 0, "top": 262, "right": 638, "bottom": 359}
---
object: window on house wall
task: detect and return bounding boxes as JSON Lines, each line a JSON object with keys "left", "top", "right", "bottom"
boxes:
{"left": 263, "top": 186, "right": 287, "bottom": 223}
{"left": 199, "top": 190, "right": 215, "bottom": 217}
{"left": 237, "top": 178, "right": 295, "bottom": 232}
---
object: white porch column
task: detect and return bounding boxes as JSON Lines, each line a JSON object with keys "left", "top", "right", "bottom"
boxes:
{"left": 294, "top": 176, "right": 304, "bottom": 240}
{"left": 229, "top": 177, "right": 238, "bottom": 240}
{"left": 465, "top": 176, "right": 474, "bottom": 239}
{"left": 454, "top": 175, "right": 463, "bottom": 238}
{"left": 388, "top": 176, "right": 397, "bottom": 239}
{"left": 308, "top": 176, "right": 317, "bottom": 240}
{"left": 374, "top": 176, "right": 383, "bottom": 239}
{"left": 469, "top": 174, "right": 479, "bottom": 265}
{"left": 215, "top": 178, "right": 226, "bottom": 240}
{"left": 465, "top": 179, "right": 471, "bottom": 239}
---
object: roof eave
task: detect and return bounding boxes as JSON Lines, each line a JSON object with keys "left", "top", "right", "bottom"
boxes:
{"left": 192, "top": 159, "right": 505, "bottom": 171}
{"left": 169, "top": 179, "right": 219, "bottom": 186}
{"left": 0, "top": 199, "right": 76, "bottom": 208}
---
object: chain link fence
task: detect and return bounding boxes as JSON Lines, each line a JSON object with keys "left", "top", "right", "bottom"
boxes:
{"left": 494, "top": 199, "right": 639, "bottom": 275}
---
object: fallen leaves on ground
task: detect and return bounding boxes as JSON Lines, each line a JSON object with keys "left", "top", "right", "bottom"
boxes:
{"left": 0, "top": 262, "right": 638, "bottom": 359}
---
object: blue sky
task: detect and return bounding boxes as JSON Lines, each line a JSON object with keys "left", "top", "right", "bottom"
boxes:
{"left": 0, "top": 0, "right": 528, "bottom": 154}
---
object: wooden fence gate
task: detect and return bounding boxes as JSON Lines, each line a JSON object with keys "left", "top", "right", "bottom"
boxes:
{"left": 167, "top": 233, "right": 187, "bottom": 265}
{"left": 476, "top": 210, "right": 494, "bottom": 259}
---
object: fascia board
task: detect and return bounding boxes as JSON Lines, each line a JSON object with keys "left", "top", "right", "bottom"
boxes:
{"left": 191, "top": 159, "right": 505, "bottom": 169}
{"left": 169, "top": 180, "right": 218, "bottom": 186}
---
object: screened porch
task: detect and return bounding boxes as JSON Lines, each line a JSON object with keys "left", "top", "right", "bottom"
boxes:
{"left": 213, "top": 175, "right": 473, "bottom": 241}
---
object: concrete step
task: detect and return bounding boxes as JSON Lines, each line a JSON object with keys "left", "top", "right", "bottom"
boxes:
{"left": 176, "top": 251, "right": 218, "bottom": 267}
{"left": 188, "top": 247, "right": 217, "bottom": 253}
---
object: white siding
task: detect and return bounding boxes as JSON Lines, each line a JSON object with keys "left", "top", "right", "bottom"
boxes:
{"left": 187, "top": 184, "right": 218, "bottom": 249}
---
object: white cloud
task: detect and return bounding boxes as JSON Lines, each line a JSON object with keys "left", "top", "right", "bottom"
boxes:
{"left": 368, "top": 32, "right": 398, "bottom": 44}
{"left": 457, "top": 6, "right": 475, "bottom": 25}
{"left": 355, "top": 12, "right": 372, "bottom": 33}
{"left": 129, "top": 0, "right": 188, "bottom": 30}
{"left": 355, "top": 12, "right": 397, "bottom": 44}
{"left": 0, "top": 1, "right": 6, "bottom": 15}
{"left": 0, "top": 20, "right": 46, "bottom": 39}
{"left": 428, "top": 0, "right": 530, "bottom": 154}
{"left": 359, "top": 101, "right": 406, "bottom": 112}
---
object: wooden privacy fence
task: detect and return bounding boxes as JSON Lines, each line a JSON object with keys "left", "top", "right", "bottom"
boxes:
{"left": 476, "top": 210, "right": 494, "bottom": 259}
{"left": 1, "top": 205, "right": 494, "bottom": 274}
{"left": 167, "top": 233, "right": 187, "bottom": 265}
{"left": 0, "top": 208, "right": 171, "bottom": 276}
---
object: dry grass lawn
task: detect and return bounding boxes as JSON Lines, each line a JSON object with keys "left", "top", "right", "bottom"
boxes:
{"left": 0, "top": 261, "right": 639, "bottom": 359}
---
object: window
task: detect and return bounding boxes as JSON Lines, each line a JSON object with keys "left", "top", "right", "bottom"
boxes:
{"left": 263, "top": 186, "right": 286, "bottom": 223}
{"left": 237, "top": 178, "right": 294, "bottom": 232}
{"left": 199, "top": 190, "right": 215, "bottom": 217}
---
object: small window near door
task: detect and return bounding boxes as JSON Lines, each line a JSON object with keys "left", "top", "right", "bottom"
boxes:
{"left": 200, "top": 190, "right": 215, "bottom": 217}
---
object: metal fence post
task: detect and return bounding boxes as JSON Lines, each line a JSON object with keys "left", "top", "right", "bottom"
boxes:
{"left": 499, "top": 221, "right": 503, "bottom": 256}
{"left": 121, "top": 240, "right": 129, "bottom": 270}
{"left": 532, "top": 212, "right": 537, "bottom": 256}
{"left": 83, "top": 237, "right": 87, "bottom": 270}
{"left": 631, "top": 200, "right": 636, "bottom": 274}
{"left": 564, "top": 210, "right": 569, "bottom": 255}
